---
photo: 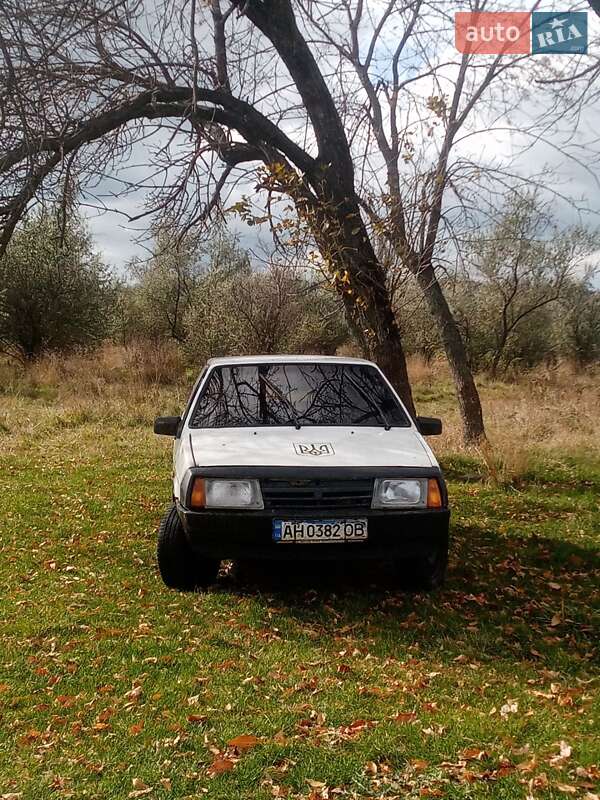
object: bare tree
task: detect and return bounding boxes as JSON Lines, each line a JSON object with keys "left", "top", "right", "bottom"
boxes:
{"left": 0, "top": 0, "right": 416, "bottom": 414}
{"left": 0, "top": 0, "right": 595, "bottom": 437}
{"left": 130, "top": 223, "right": 201, "bottom": 343}
{"left": 535, "top": 1, "right": 600, "bottom": 143}
{"left": 293, "top": 0, "right": 558, "bottom": 441}
{"left": 183, "top": 263, "right": 346, "bottom": 362}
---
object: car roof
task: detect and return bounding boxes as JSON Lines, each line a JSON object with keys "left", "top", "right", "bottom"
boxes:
{"left": 205, "top": 354, "right": 376, "bottom": 367}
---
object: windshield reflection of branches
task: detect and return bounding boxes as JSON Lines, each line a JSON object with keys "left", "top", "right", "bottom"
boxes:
{"left": 190, "top": 364, "right": 409, "bottom": 428}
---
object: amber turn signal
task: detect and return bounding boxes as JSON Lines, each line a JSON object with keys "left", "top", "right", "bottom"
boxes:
{"left": 427, "top": 478, "right": 443, "bottom": 508}
{"left": 190, "top": 477, "right": 206, "bottom": 509}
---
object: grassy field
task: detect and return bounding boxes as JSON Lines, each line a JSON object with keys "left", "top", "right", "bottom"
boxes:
{"left": 0, "top": 352, "right": 598, "bottom": 799}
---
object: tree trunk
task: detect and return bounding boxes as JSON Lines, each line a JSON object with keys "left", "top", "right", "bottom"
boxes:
{"left": 334, "top": 251, "right": 416, "bottom": 417}
{"left": 490, "top": 325, "right": 511, "bottom": 378}
{"left": 372, "top": 317, "right": 416, "bottom": 419}
{"left": 236, "top": 1, "right": 417, "bottom": 416}
{"left": 336, "top": 294, "right": 414, "bottom": 416}
{"left": 415, "top": 263, "right": 486, "bottom": 443}
{"left": 307, "top": 190, "right": 417, "bottom": 417}
{"left": 490, "top": 350, "right": 502, "bottom": 378}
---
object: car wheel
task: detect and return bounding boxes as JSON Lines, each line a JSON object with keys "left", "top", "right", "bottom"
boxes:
{"left": 157, "top": 505, "right": 219, "bottom": 591}
{"left": 394, "top": 547, "right": 448, "bottom": 592}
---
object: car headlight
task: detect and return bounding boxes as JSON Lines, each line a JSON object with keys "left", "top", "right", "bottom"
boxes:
{"left": 372, "top": 478, "right": 442, "bottom": 509}
{"left": 189, "top": 478, "right": 264, "bottom": 510}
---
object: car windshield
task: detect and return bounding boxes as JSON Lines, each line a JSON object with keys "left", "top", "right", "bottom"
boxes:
{"left": 189, "top": 363, "right": 410, "bottom": 428}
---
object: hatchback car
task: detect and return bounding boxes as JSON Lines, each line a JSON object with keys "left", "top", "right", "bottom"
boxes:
{"left": 154, "top": 355, "right": 449, "bottom": 591}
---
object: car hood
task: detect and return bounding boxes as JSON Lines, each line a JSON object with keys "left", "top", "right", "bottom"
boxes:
{"left": 187, "top": 426, "right": 435, "bottom": 469}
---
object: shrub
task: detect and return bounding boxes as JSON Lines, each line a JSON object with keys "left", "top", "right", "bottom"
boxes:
{"left": 0, "top": 206, "right": 115, "bottom": 361}
{"left": 183, "top": 265, "right": 347, "bottom": 365}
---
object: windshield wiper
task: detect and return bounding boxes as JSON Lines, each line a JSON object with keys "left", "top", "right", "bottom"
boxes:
{"left": 259, "top": 373, "right": 302, "bottom": 430}
{"left": 345, "top": 372, "right": 391, "bottom": 430}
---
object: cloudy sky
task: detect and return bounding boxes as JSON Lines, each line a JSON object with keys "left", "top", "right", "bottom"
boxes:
{"left": 81, "top": 1, "right": 600, "bottom": 276}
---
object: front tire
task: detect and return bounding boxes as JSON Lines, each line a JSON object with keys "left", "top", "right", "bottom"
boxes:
{"left": 157, "top": 505, "right": 219, "bottom": 591}
{"left": 394, "top": 547, "right": 448, "bottom": 592}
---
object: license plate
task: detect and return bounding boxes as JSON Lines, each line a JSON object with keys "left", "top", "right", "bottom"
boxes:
{"left": 273, "top": 519, "right": 368, "bottom": 543}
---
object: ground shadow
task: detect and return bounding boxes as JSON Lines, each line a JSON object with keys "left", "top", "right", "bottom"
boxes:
{"left": 214, "top": 523, "right": 599, "bottom": 674}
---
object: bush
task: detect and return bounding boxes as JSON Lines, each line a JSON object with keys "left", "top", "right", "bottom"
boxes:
{"left": 0, "top": 206, "right": 115, "bottom": 361}
{"left": 183, "top": 265, "right": 347, "bottom": 364}
{"left": 123, "top": 225, "right": 251, "bottom": 344}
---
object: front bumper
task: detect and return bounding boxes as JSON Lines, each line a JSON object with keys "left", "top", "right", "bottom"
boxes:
{"left": 177, "top": 504, "right": 450, "bottom": 561}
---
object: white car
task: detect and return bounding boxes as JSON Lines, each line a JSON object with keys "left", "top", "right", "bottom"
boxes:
{"left": 154, "top": 355, "right": 449, "bottom": 591}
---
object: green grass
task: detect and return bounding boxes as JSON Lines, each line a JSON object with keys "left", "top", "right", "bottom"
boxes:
{"left": 0, "top": 417, "right": 598, "bottom": 800}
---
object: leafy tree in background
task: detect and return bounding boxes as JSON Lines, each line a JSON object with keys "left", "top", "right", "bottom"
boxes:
{"left": 395, "top": 196, "right": 600, "bottom": 374}
{"left": 125, "top": 225, "right": 251, "bottom": 344}
{"left": 557, "top": 278, "right": 600, "bottom": 366}
{"left": 465, "top": 195, "right": 598, "bottom": 376}
{"left": 184, "top": 264, "right": 347, "bottom": 364}
{"left": 129, "top": 225, "right": 201, "bottom": 343}
{"left": 0, "top": 205, "right": 115, "bottom": 362}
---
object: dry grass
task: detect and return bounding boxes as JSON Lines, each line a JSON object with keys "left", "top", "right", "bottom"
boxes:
{"left": 1, "top": 347, "right": 598, "bottom": 480}
{"left": 0, "top": 343, "right": 188, "bottom": 455}
{"left": 406, "top": 355, "right": 600, "bottom": 481}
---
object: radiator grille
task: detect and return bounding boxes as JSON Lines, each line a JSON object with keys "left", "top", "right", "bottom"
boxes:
{"left": 261, "top": 478, "right": 373, "bottom": 511}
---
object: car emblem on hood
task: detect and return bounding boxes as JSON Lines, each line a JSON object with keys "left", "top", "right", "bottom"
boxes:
{"left": 294, "top": 443, "right": 335, "bottom": 456}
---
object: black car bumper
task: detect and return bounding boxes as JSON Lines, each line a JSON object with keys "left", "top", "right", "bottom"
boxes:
{"left": 177, "top": 505, "right": 450, "bottom": 561}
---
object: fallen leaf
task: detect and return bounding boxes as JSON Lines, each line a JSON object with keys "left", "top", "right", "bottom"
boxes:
{"left": 55, "top": 695, "right": 76, "bottom": 707}
{"left": 559, "top": 741, "right": 572, "bottom": 759}
{"left": 227, "top": 734, "right": 262, "bottom": 751}
{"left": 550, "top": 740, "right": 573, "bottom": 765}
{"left": 517, "top": 758, "right": 537, "bottom": 773}
{"left": 208, "top": 758, "right": 235, "bottom": 776}
{"left": 129, "top": 722, "right": 144, "bottom": 735}
{"left": 187, "top": 714, "right": 207, "bottom": 725}
{"left": 462, "top": 748, "right": 487, "bottom": 761}
{"left": 392, "top": 712, "right": 416, "bottom": 723}
{"left": 125, "top": 685, "right": 142, "bottom": 702}
{"left": 533, "top": 773, "right": 549, "bottom": 790}
{"left": 128, "top": 778, "right": 153, "bottom": 798}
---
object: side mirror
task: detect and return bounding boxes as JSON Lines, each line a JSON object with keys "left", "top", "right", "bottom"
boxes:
{"left": 416, "top": 416, "right": 442, "bottom": 436}
{"left": 154, "top": 416, "right": 181, "bottom": 436}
